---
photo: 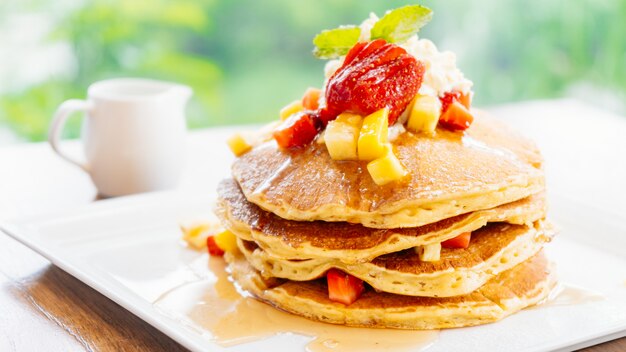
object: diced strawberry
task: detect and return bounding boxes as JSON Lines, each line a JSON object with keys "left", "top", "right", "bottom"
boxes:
{"left": 439, "top": 101, "right": 474, "bottom": 131}
{"left": 440, "top": 91, "right": 458, "bottom": 113}
{"left": 325, "top": 39, "right": 424, "bottom": 125}
{"left": 317, "top": 107, "right": 336, "bottom": 126}
{"left": 207, "top": 236, "right": 225, "bottom": 256}
{"left": 273, "top": 111, "right": 321, "bottom": 148}
{"left": 441, "top": 232, "right": 472, "bottom": 249}
{"left": 327, "top": 268, "right": 365, "bottom": 305}
{"left": 458, "top": 92, "right": 471, "bottom": 110}
{"left": 302, "top": 87, "right": 321, "bottom": 110}
{"left": 440, "top": 91, "right": 471, "bottom": 112}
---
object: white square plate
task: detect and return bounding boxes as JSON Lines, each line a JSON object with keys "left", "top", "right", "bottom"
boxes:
{"left": 2, "top": 192, "right": 626, "bottom": 352}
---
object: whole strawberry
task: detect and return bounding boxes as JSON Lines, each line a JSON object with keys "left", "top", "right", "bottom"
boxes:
{"left": 324, "top": 39, "right": 424, "bottom": 125}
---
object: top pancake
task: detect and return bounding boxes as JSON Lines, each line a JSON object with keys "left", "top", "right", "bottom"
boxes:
{"left": 232, "top": 111, "right": 544, "bottom": 228}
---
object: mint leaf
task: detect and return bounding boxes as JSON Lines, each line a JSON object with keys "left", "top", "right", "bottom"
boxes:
{"left": 313, "top": 26, "right": 361, "bottom": 59}
{"left": 371, "top": 5, "right": 433, "bottom": 43}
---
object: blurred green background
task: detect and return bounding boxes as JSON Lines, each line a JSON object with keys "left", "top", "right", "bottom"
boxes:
{"left": 0, "top": 0, "right": 624, "bottom": 143}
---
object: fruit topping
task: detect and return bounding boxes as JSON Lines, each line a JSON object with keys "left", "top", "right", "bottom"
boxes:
{"left": 439, "top": 100, "right": 474, "bottom": 131}
{"left": 440, "top": 91, "right": 471, "bottom": 112}
{"left": 407, "top": 94, "right": 441, "bottom": 134}
{"left": 205, "top": 229, "right": 238, "bottom": 257}
{"left": 367, "top": 144, "right": 408, "bottom": 185}
{"left": 325, "top": 112, "right": 363, "bottom": 160}
{"left": 416, "top": 243, "right": 441, "bottom": 262}
{"left": 441, "top": 232, "right": 472, "bottom": 249}
{"left": 325, "top": 39, "right": 425, "bottom": 124}
{"left": 358, "top": 107, "right": 389, "bottom": 160}
{"left": 214, "top": 229, "right": 238, "bottom": 253}
{"left": 273, "top": 111, "right": 322, "bottom": 148}
{"left": 301, "top": 87, "right": 322, "bottom": 111}
{"left": 226, "top": 133, "right": 252, "bottom": 157}
{"left": 279, "top": 100, "right": 304, "bottom": 120}
{"left": 458, "top": 91, "right": 472, "bottom": 110}
{"left": 180, "top": 222, "right": 223, "bottom": 250}
{"left": 207, "top": 236, "right": 225, "bottom": 256}
{"left": 327, "top": 268, "right": 365, "bottom": 305}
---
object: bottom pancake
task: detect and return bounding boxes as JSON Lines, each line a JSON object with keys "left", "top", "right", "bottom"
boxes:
{"left": 225, "top": 250, "right": 555, "bottom": 330}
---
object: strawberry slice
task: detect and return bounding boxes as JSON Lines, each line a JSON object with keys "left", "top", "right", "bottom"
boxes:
{"left": 439, "top": 101, "right": 474, "bottom": 131}
{"left": 441, "top": 232, "right": 471, "bottom": 249}
{"left": 325, "top": 39, "right": 424, "bottom": 125}
{"left": 327, "top": 268, "right": 365, "bottom": 305}
{"left": 207, "top": 236, "right": 225, "bottom": 256}
{"left": 273, "top": 111, "right": 321, "bottom": 148}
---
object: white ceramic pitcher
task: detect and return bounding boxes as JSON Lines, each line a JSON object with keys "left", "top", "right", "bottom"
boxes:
{"left": 49, "top": 78, "right": 192, "bottom": 197}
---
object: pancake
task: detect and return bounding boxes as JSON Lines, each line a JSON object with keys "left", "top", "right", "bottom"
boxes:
{"left": 225, "top": 249, "right": 555, "bottom": 329}
{"left": 237, "top": 221, "right": 552, "bottom": 297}
{"left": 232, "top": 111, "right": 544, "bottom": 229}
{"left": 216, "top": 178, "right": 546, "bottom": 262}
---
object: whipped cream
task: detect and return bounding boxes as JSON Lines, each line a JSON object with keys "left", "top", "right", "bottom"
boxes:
{"left": 401, "top": 36, "right": 473, "bottom": 97}
{"left": 387, "top": 123, "right": 406, "bottom": 142}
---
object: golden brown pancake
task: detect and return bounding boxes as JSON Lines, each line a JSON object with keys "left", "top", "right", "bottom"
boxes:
{"left": 216, "top": 178, "right": 546, "bottom": 262}
{"left": 232, "top": 112, "right": 544, "bottom": 229}
{"left": 237, "top": 221, "right": 553, "bottom": 297}
{"left": 226, "top": 249, "right": 555, "bottom": 329}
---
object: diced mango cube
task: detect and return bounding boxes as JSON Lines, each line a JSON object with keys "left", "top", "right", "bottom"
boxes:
{"left": 279, "top": 100, "right": 303, "bottom": 120}
{"left": 325, "top": 113, "right": 363, "bottom": 160}
{"left": 416, "top": 243, "right": 442, "bottom": 262}
{"left": 227, "top": 133, "right": 252, "bottom": 157}
{"left": 407, "top": 95, "right": 441, "bottom": 134}
{"left": 358, "top": 108, "right": 389, "bottom": 160}
{"left": 366, "top": 144, "right": 408, "bottom": 185}
{"left": 214, "top": 229, "right": 238, "bottom": 253}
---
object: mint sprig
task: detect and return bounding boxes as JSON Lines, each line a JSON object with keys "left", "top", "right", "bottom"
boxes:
{"left": 312, "top": 26, "right": 361, "bottom": 59}
{"left": 371, "top": 5, "right": 433, "bottom": 43}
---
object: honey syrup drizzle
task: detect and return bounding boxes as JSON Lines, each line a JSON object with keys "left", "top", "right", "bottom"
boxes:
{"left": 154, "top": 256, "right": 439, "bottom": 351}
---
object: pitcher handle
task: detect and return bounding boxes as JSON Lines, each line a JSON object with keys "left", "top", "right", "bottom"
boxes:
{"left": 48, "top": 99, "right": 93, "bottom": 172}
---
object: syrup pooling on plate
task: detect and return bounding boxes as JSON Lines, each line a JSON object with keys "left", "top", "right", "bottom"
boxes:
{"left": 154, "top": 255, "right": 439, "bottom": 351}
{"left": 533, "top": 282, "right": 605, "bottom": 308}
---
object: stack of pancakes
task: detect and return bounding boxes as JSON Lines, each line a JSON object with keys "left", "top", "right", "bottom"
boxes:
{"left": 216, "top": 112, "right": 556, "bottom": 329}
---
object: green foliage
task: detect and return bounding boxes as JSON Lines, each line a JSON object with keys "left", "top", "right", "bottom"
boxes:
{"left": 313, "top": 27, "right": 361, "bottom": 59}
{"left": 370, "top": 5, "right": 433, "bottom": 43}
{"left": 1, "top": 0, "right": 625, "bottom": 142}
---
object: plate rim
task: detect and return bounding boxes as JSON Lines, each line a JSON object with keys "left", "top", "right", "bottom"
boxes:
{"left": 1, "top": 192, "right": 626, "bottom": 352}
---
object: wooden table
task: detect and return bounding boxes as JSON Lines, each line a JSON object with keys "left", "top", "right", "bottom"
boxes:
{"left": 0, "top": 99, "right": 624, "bottom": 351}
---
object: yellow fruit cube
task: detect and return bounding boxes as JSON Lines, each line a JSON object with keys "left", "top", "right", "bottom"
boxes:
{"left": 366, "top": 144, "right": 408, "bottom": 185}
{"left": 214, "top": 229, "right": 238, "bottom": 253}
{"left": 325, "top": 113, "right": 363, "bottom": 160}
{"left": 358, "top": 108, "right": 389, "bottom": 160}
{"left": 180, "top": 222, "right": 221, "bottom": 250}
{"left": 279, "top": 100, "right": 303, "bottom": 120}
{"left": 227, "top": 133, "right": 252, "bottom": 157}
{"left": 407, "top": 95, "right": 441, "bottom": 134}
{"left": 416, "top": 243, "right": 441, "bottom": 262}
